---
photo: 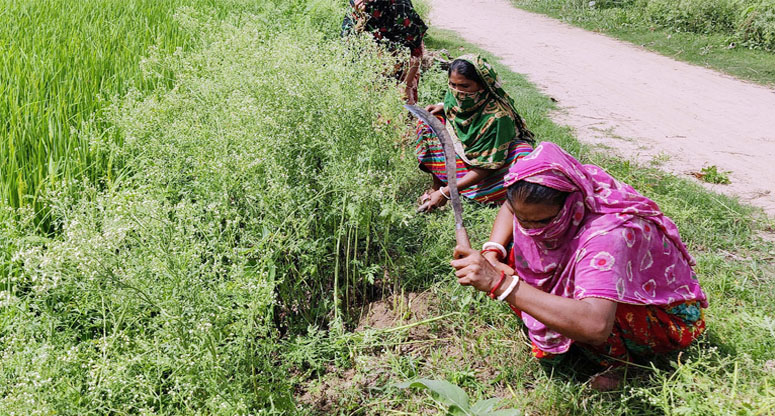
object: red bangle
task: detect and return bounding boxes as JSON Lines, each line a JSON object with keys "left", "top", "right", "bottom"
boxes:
{"left": 508, "top": 304, "right": 522, "bottom": 317}
{"left": 480, "top": 248, "right": 503, "bottom": 259}
{"left": 488, "top": 271, "right": 507, "bottom": 299}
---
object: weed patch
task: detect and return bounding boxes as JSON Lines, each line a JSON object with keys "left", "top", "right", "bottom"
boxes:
{"left": 3, "top": 1, "right": 774, "bottom": 414}
{"left": 693, "top": 165, "right": 732, "bottom": 184}
{"left": 0, "top": 2, "right": 432, "bottom": 413}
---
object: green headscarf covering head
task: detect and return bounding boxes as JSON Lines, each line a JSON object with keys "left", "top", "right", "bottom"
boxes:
{"left": 444, "top": 55, "right": 534, "bottom": 169}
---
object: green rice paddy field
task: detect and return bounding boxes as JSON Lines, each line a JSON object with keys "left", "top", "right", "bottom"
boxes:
{"left": 1, "top": 0, "right": 774, "bottom": 414}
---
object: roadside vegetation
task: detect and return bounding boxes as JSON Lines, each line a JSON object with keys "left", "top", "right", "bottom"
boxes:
{"left": 1, "top": 0, "right": 774, "bottom": 414}
{"left": 510, "top": 0, "right": 775, "bottom": 85}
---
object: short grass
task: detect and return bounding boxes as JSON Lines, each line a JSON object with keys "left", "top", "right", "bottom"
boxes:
{"left": 509, "top": 0, "right": 775, "bottom": 86}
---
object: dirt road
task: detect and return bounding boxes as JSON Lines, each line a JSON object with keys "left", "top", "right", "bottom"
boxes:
{"left": 428, "top": 0, "right": 775, "bottom": 216}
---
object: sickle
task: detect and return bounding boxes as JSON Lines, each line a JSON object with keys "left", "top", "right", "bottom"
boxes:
{"left": 405, "top": 104, "right": 471, "bottom": 250}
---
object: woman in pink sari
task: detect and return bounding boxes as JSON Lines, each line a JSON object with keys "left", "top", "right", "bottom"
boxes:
{"left": 450, "top": 142, "right": 707, "bottom": 390}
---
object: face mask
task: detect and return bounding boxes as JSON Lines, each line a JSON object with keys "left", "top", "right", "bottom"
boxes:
{"left": 517, "top": 203, "right": 568, "bottom": 240}
{"left": 450, "top": 88, "right": 486, "bottom": 108}
{"left": 516, "top": 193, "right": 582, "bottom": 242}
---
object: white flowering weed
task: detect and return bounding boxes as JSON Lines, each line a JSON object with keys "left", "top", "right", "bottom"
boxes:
{"left": 0, "top": 2, "right": 428, "bottom": 414}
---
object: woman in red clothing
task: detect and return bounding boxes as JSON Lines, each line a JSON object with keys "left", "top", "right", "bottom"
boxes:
{"left": 342, "top": 0, "right": 428, "bottom": 104}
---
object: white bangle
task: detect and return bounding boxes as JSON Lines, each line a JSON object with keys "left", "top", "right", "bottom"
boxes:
{"left": 497, "top": 275, "right": 519, "bottom": 301}
{"left": 482, "top": 242, "right": 507, "bottom": 258}
{"left": 439, "top": 187, "right": 450, "bottom": 200}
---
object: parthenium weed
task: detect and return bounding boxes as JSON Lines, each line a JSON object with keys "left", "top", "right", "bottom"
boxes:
{"left": 1, "top": 3, "right": 423, "bottom": 413}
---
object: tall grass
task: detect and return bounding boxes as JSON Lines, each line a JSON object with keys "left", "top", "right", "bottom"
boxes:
{"left": 0, "top": 1, "right": 434, "bottom": 412}
{"left": 0, "top": 0, "right": 301, "bottom": 228}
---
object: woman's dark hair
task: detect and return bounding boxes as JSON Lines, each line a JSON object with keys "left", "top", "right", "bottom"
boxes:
{"left": 448, "top": 59, "right": 484, "bottom": 86}
{"left": 506, "top": 180, "right": 569, "bottom": 207}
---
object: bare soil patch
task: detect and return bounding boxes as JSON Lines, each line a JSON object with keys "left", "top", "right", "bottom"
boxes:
{"left": 296, "top": 292, "right": 520, "bottom": 413}
{"left": 356, "top": 291, "right": 435, "bottom": 330}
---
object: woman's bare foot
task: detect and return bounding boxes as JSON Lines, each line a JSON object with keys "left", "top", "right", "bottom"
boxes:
{"left": 589, "top": 367, "right": 624, "bottom": 391}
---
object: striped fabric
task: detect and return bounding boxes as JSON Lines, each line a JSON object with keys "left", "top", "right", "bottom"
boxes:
{"left": 414, "top": 118, "right": 533, "bottom": 204}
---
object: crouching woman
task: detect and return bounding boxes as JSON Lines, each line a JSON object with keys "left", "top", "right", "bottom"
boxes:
{"left": 451, "top": 142, "right": 707, "bottom": 390}
{"left": 416, "top": 55, "right": 534, "bottom": 212}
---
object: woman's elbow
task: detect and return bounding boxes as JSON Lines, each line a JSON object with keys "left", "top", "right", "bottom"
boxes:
{"left": 582, "top": 318, "right": 614, "bottom": 346}
{"left": 586, "top": 331, "right": 611, "bottom": 346}
{"left": 575, "top": 299, "right": 617, "bottom": 345}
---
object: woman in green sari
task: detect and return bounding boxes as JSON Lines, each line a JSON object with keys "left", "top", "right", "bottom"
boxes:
{"left": 416, "top": 55, "right": 535, "bottom": 212}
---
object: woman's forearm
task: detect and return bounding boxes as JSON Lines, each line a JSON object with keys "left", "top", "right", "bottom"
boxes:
{"left": 488, "top": 203, "right": 513, "bottom": 247}
{"left": 452, "top": 247, "right": 618, "bottom": 345}
{"left": 499, "top": 282, "right": 617, "bottom": 345}
{"left": 448, "top": 167, "right": 490, "bottom": 191}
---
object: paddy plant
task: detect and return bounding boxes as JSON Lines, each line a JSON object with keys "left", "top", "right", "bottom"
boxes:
{"left": 0, "top": 0, "right": 339, "bottom": 229}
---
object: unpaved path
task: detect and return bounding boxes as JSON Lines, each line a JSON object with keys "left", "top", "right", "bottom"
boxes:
{"left": 428, "top": 0, "right": 775, "bottom": 216}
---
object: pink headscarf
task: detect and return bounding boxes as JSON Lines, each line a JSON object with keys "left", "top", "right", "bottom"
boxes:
{"left": 503, "top": 142, "right": 707, "bottom": 353}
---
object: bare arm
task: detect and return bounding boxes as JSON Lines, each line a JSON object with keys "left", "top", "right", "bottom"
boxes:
{"left": 451, "top": 246, "right": 617, "bottom": 345}
{"left": 404, "top": 55, "right": 421, "bottom": 84}
{"left": 482, "top": 203, "right": 514, "bottom": 265}
{"left": 456, "top": 167, "right": 490, "bottom": 190}
{"left": 489, "top": 203, "right": 514, "bottom": 245}
{"left": 500, "top": 278, "right": 616, "bottom": 345}
{"left": 421, "top": 167, "right": 492, "bottom": 212}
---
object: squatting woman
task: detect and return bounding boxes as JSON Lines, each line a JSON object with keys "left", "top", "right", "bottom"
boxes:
{"left": 451, "top": 142, "right": 707, "bottom": 390}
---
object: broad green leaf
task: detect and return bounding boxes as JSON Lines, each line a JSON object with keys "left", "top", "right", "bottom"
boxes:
{"left": 450, "top": 407, "right": 469, "bottom": 416}
{"left": 487, "top": 409, "right": 521, "bottom": 416}
{"left": 395, "top": 378, "right": 471, "bottom": 411}
{"left": 471, "top": 397, "right": 500, "bottom": 414}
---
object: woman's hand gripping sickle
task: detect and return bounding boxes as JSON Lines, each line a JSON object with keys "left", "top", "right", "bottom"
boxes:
{"left": 424, "top": 103, "right": 444, "bottom": 116}
{"left": 450, "top": 245, "right": 514, "bottom": 293}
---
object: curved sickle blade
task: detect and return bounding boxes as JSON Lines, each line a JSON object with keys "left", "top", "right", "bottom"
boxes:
{"left": 405, "top": 104, "right": 470, "bottom": 250}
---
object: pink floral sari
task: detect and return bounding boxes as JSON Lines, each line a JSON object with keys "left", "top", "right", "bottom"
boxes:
{"left": 503, "top": 142, "right": 707, "bottom": 354}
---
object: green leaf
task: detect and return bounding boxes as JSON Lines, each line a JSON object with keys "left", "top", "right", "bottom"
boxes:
{"left": 395, "top": 378, "right": 471, "bottom": 411}
{"left": 471, "top": 397, "right": 500, "bottom": 414}
{"left": 450, "top": 407, "right": 470, "bottom": 416}
{"left": 487, "top": 409, "right": 521, "bottom": 416}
